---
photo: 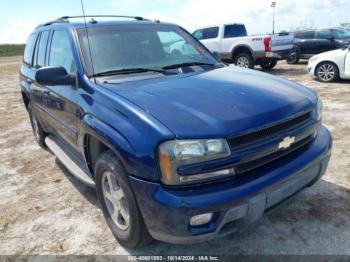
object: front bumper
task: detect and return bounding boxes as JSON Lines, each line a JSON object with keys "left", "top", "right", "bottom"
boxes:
{"left": 130, "top": 126, "right": 332, "bottom": 244}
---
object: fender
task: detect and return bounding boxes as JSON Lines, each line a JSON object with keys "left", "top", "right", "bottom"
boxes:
{"left": 231, "top": 44, "right": 254, "bottom": 59}
{"left": 80, "top": 114, "right": 137, "bottom": 176}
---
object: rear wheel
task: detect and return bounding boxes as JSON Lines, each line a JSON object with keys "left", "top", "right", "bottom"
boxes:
{"left": 286, "top": 51, "right": 299, "bottom": 64}
{"left": 28, "top": 103, "right": 46, "bottom": 148}
{"left": 259, "top": 60, "right": 278, "bottom": 70}
{"left": 95, "top": 150, "right": 152, "bottom": 248}
{"left": 234, "top": 53, "right": 254, "bottom": 69}
{"left": 316, "top": 62, "right": 339, "bottom": 82}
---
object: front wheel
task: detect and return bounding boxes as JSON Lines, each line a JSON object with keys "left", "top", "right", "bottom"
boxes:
{"left": 234, "top": 53, "right": 254, "bottom": 69}
{"left": 95, "top": 150, "right": 152, "bottom": 248}
{"left": 259, "top": 60, "right": 278, "bottom": 70}
{"left": 316, "top": 62, "right": 339, "bottom": 82}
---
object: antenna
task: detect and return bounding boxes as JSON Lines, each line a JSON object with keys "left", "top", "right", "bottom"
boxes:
{"left": 80, "top": 0, "right": 96, "bottom": 82}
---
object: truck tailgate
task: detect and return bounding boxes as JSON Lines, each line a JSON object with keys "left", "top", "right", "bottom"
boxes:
{"left": 270, "top": 34, "right": 294, "bottom": 51}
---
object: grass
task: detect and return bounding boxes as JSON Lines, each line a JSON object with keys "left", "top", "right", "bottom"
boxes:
{"left": 0, "top": 44, "right": 25, "bottom": 57}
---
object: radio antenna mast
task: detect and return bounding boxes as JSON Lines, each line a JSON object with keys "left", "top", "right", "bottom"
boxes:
{"left": 80, "top": 0, "right": 96, "bottom": 82}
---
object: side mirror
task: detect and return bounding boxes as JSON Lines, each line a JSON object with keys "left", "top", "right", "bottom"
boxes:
{"left": 212, "top": 51, "right": 222, "bottom": 62}
{"left": 326, "top": 36, "right": 335, "bottom": 41}
{"left": 35, "top": 66, "right": 75, "bottom": 86}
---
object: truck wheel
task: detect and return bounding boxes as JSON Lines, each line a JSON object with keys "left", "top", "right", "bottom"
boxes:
{"left": 95, "top": 150, "right": 152, "bottom": 248}
{"left": 28, "top": 102, "right": 46, "bottom": 148}
{"left": 286, "top": 51, "right": 299, "bottom": 64}
{"left": 259, "top": 60, "right": 278, "bottom": 70}
{"left": 316, "top": 62, "right": 339, "bottom": 82}
{"left": 234, "top": 53, "right": 254, "bottom": 69}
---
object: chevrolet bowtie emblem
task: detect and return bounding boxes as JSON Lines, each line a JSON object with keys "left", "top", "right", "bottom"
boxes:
{"left": 279, "top": 136, "right": 295, "bottom": 149}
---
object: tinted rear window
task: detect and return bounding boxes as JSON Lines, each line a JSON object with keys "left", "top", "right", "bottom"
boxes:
{"left": 23, "top": 33, "right": 37, "bottom": 65}
{"left": 224, "top": 25, "right": 247, "bottom": 38}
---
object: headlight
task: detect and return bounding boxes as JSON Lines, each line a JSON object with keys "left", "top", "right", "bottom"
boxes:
{"left": 158, "top": 139, "right": 232, "bottom": 185}
{"left": 316, "top": 97, "right": 323, "bottom": 121}
{"left": 309, "top": 55, "right": 319, "bottom": 62}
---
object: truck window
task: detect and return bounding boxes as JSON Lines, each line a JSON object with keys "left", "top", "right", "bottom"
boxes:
{"left": 36, "top": 31, "right": 50, "bottom": 68}
{"left": 48, "top": 30, "right": 75, "bottom": 73}
{"left": 301, "top": 31, "right": 315, "bottom": 39}
{"left": 193, "top": 30, "right": 203, "bottom": 40}
{"left": 224, "top": 25, "right": 247, "bottom": 38}
{"left": 23, "top": 33, "right": 38, "bottom": 66}
{"left": 201, "top": 27, "right": 219, "bottom": 40}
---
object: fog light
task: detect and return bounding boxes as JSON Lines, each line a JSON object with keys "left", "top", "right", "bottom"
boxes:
{"left": 190, "top": 213, "right": 213, "bottom": 226}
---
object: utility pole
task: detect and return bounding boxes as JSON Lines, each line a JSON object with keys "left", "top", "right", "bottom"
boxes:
{"left": 271, "top": 1, "right": 276, "bottom": 34}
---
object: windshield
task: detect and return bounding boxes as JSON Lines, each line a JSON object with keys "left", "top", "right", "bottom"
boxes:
{"left": 330, "top": 28, "right": 350, "bottom": 39}
{"left": 77, "top": 23, "right": 218, "bottom": 76}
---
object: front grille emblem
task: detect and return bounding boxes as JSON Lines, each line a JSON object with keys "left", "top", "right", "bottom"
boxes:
{"left": 279, "top": 136, "right": 295, "bottom": 150}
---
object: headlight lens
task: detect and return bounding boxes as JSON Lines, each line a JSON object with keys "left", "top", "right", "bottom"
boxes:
{"left": 316, "top": 97, "right": 323, "bottom": 121}
{"left": 158, "top": 139, "right": 232, "bottom": 185}
{"left": 309, "top": 55, "right": 319, "bottom": 62}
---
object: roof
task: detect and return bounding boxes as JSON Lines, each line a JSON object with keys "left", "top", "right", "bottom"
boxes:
{"left": 34, "top": 15, "right": 168, "bottom": 31}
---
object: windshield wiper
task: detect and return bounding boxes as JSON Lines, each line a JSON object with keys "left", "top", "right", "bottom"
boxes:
{"left": 162, "top": 62, "right": 218, "bottom": 70}
{"left": 92, "top": 68, "right": 165, "bottom": 77}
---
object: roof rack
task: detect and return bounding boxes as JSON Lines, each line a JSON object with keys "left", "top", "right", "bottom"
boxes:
{"left": 36, "top": 15, "right": 150, "bottom": 29}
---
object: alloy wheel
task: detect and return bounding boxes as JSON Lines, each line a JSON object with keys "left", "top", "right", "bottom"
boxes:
{"left": 236, "top": 57, "right": 250, "bottom": 68}
{"left": 102, "top": 171, "right": 130, "bottom": 231}
{"left": 318, "top": 64, "right": 335, "bottom": 81}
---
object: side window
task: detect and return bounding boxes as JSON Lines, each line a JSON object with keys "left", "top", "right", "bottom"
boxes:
{"left": 318, "top": 30, "right": 333, "bottom": 39}
{"left": 49, "top": 30, "right": 75, "bottom": 73}
{"left": 23, "top": 33, "right": 38, "bottom": 66}
{"left": 302, "top": 31, "right": 315, "bottom": 39}
{"left": 294, "top": 32, "right": 302, "bottom": 38}
{"left": 193, "top": 30, "right": 203, "bottom": 40}
{"left": 224, "top": 25, "right": 247, "bottom": 38}
{"left": 36, "top": 31, "right": 50, "bottom": 68}
{"left": 202, "top": 27, "right": 219, "bottom": 40}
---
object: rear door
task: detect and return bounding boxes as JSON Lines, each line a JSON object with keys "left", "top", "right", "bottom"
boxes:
{"left": 317, "top": 30, "right": 337, "bottom": 53}
{"left": 44, "top": 30, "right": 80, "bottom": 150}
{"left": 220, "top": 24, "right": 247, "bottom": 53}
{"left": 298, "top": 31, "right": 318, "bottom": 55}
{"left": 193, "top": 27, "right": 220, "bottom": 53}
{"left": 30, "top": 30, "right": 52, "bottom": 129}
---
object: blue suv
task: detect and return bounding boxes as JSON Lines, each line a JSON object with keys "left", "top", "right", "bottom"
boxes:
{"left": 20, "top": 16, "right": 332, "bottom": 248}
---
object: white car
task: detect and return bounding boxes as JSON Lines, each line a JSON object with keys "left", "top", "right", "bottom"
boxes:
{"left": 308, "top": 46, "right": 350, "bottom": 82}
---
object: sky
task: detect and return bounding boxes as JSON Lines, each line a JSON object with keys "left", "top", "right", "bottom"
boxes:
{"left": 0, "top": 0, "right": 349, "bottom": 44}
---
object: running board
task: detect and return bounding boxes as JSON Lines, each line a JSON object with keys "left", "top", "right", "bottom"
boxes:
{"left": 45, "top": 135, "right": 95, "bottom": 188}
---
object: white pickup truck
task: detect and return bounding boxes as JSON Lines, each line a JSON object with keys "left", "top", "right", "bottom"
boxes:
{"left": 191, "top": 23, "right": 294, "bottom": 69}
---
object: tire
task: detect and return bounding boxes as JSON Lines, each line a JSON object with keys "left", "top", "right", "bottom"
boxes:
{"left": 28, "top": 102, "right": 46, "bottom": 148}
{"left": 315, "top": 62, "right": 339, "bottom": 82}
{"left": 259, "top": 60, "right": 278, "bottom": 70}
{"left": 234, "top": 53, "right": 254, "bottom": 69}
{"left": 95, "top": 150, "right": 152, "bottom": 248}
{"left": 286, "top": 51, "right": 299, "bottom": 64}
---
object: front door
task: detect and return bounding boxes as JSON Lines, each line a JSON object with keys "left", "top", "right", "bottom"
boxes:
{"left": 44, "top": 30, "right": 81, "bottom": 151}
{"left": 345, "top": 49, "right": 350, "bottom": 78}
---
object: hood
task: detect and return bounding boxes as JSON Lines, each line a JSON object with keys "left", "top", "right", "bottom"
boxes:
{"left": 317, "top": 48, "right": 348, "bottom": 59}
{"left": 101, "top": 66, "right": 316, "bottom": 138}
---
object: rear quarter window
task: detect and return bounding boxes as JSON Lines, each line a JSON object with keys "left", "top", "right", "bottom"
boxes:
{"left": 224, "top": 25, "right": 247, "bottom": 38}
{"left": 23, "top": 33, "right": 38, "bottom": 66}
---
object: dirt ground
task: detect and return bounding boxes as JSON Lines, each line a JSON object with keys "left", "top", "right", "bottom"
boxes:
{"left": 0, "top": 56, "right": 349, "bottom": 255}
